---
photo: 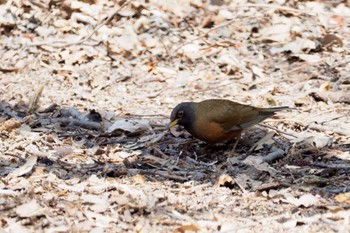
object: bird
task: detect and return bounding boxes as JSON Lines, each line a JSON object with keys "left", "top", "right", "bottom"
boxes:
{"left": 167, "top": 99, "right": 289, "bottom": 147}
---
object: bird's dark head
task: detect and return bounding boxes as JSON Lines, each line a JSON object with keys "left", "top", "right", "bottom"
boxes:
{"left": 168, "top": 102, "right": 196, "bottom": 130}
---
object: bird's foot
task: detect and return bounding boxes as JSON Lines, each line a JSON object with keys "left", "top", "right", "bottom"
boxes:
{"left": 225, "top": 138, "right": 240, "bottom": 157}
{"left": 224, "top": 149, "right": 240, "bottom": 157}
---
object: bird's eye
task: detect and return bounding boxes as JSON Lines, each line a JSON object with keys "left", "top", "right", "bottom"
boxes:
{"left": 178, "top": 110, "right": 184, "bottom": 118}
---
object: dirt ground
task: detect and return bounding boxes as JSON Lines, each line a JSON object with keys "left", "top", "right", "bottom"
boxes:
{"left": 1, "top": 0, "right": 350, "bottom": 232}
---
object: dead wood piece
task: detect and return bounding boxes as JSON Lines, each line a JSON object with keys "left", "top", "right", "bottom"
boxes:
{"left": 0, "top": 67, "right": 19, "bottom": 73}
{"left": 259, "top": 123, "right": 297, "bottom": 138}
{"left": 312, "top": 162, "right": 350, "bottom": 170}
{"left": 128, "top": 169, "right": 189, "bottom": 181}
{"left": 152, "top": 147, "right": 170, "bottom": 159}
{"left": 40, "top": 117, "right": 101, "bottom": 130}
{"left": 263, "top": 148, "right": 285, "bottom": 163}
{"left": 40, "top": 103, "right": 59, "bottom": 113}
{"left": 255, "top": 181, "right": 282, "bottom": 191}
{"left": 185, "top": 156, "right": 217, "bottom": 167}
{"left": 155, "top": 170, "right": 189, "bottom": 181}
{"left": 326, "top": 186, "right": 350, "bottom": 194}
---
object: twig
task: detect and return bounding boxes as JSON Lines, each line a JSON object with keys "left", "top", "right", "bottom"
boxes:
{"left": 258, "top": 123, "right": 297, "bottom": 138}
{"left": 159, "top": 36, "right": 170, "bottom": 57}
{"left": 128, "top": 169, "right": 188, "bottom": 181}
{"left": 233, "top": 178, "right": 248, "bottom": 193}
{"left": 0, "top": 67, "right": 19, "bottom": 73}
{"left": 38, "top": 117, "right": 101, "bottom": 130}
{"left": 326, "top": 186, "right": 350, "bottom": 194}
{"left": 155, "top": 170, "right": 188, "bottom": 181}
{"left": 29, "top": 83, "right": 45, "bottom": 114}
{"left": 186, "top": 156, "right": 217, "bottom": 167}
{"left": 27, "top": 0, "right": 132, "bottom": 48}
{"left": 152, "top": 146, "right": 170, "bottom": 159}
{"left": 126, "top": 113, "right": 168, "bottom": 118}
{"left": 255, "top": 181, "right": 283, "bottom": 191}
{"left": 312, "top": 162, "right": 350, "bottom": 170}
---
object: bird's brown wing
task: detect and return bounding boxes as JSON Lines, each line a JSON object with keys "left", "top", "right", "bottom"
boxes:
{"left": 197, "top": 99, "right": 286, "bottom": 133}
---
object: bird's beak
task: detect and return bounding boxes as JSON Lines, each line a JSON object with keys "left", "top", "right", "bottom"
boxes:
{"left": 166, "top": 119, "right": 178, "bottom": 130}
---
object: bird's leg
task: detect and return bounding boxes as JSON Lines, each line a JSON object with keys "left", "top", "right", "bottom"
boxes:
{"left": 227, "top": 134, "right": 242, "bottom": 156}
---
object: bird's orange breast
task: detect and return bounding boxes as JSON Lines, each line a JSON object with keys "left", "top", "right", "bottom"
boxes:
{"left": 191, "top": 121, "right": 242, "bottom": 144}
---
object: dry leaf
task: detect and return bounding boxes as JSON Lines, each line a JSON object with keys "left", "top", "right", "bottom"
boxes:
{"left": 181, "top": 43, "right": 202, "bottom": 60}
{"left": 15, "top": 199, "right": 45, "bottom": 217}
{"left": 295, "top": 54, "right": 321, "bottom": 63}
{"left": 260, "top": 15, "right": 292, "bottom": 42}
{"left": 334, "top": 192, "right": 350, "bottom": 204}
{"left": 282, "top": 193, "right": 319, "bottom": 207}
{"left": 243, "top": 155, "right": 276, "bottom": 173}
{"left": 270, "top": 38, "right": 316, "bottom": 54}
{"left": 313, "top": 91, "right": 350, "bottom": 104}
{"left": 108, "top": 119, "right": 152, "bottom": 134}
{"left": 214, "top": 174, "right": 235, "bottom": 188}
{"left": 11, "top": 154, "right": 38, "bottom": 177}
{"left": 115, "top": 25, "right": 139, "bottom": 51}
{"left": 0, "top": 118, "right": 21, "bottom": 133}
{"left": 252, "top": 131, "right": 275, "bottom": 151}
{"left": 131, "top": 174, "right": 146, "bottom": 184}
{"left": 174, "top": 224, "right": 200, "bottom": 233}
{"left": 291, "top": 131, "right": 333, "bottom": 148}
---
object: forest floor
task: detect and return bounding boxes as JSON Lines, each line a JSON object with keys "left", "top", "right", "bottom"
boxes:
{"left": 1, "top": 0, "right": 350, "bottom": 232}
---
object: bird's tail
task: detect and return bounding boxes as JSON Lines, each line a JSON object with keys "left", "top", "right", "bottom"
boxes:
{"left": 259, "top": 106, "right": 290, "bottom": 116}
{"left": 264, "top": 106, "right": 290, "bottom": 112}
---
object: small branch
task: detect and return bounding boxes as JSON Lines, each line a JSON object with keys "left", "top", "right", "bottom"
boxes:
{"left": 29, "top": 83, "right": 45, "bottom": 114}
{"left": 128, "top": 168, "right": 188, "bottom": 181}
{"left": 38, "top": 117, "right": 101, "bottom": 130}
{"left": 0, "top": 67, "right": 19, "bottom": 73}
{"left": 312, "top": 162, "right": 350, "bottom": 170}
{"left": 233, "top": 178, "right": 248, "bottom": 193}
{"left": 258, "top": 123, "right": 297, "bottom": 138}
{"left": 326, "top": 186, "right": 350, "bottom": 194}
